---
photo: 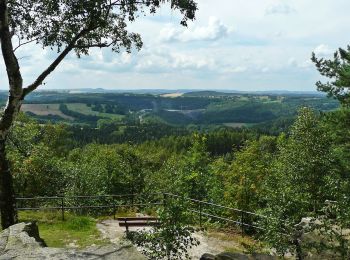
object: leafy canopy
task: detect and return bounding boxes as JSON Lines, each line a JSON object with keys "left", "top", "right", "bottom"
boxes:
{"left": 312, "top": 46, "right": 350, "bottom": 105}
{"left": 9, "top": 0, "right": 197, "bottom": 57}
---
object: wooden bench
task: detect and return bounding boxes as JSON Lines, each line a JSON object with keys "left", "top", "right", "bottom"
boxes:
{"left": 117, "top": 217, "right": 160, "bottom": 232}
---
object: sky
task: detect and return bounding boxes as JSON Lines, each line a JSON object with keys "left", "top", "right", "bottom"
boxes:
{"left": 1, "top": 0, "right": 350, "bottom": 91}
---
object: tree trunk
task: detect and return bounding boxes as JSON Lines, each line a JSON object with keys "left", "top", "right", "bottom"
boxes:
{"left": 0, "top": 0, "right": 23, "bottom": 229}
{"left": 0, "top": 139, "right": 17, "bottom": 228}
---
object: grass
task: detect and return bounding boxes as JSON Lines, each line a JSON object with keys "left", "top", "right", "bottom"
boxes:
{"left": 18, "top": 211, "right": 108, "bottom": 248}
{"left": 206, "top": 228, "right": 268, "bottom": 255}
{"left": 223, "top": 122, "right": 248, "bottom": 128}
{"left": 66, "top": 103, "right": 125, "bottom": 120}
{"left": 21, "top": 104, "right": 74, "bottom": 120}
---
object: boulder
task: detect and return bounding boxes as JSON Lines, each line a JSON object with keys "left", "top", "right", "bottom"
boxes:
{"left": 0, "top": 222, "right": 146, "bottom": 260}
{"left": 200, "top": 252, "right": 276, "bottom": 260}
{"left": 200, "top": 253, "right": 216, "bottom": 260}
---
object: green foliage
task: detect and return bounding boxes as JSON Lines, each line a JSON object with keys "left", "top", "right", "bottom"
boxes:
{"left": 59, "top": 104, "right": 101, "bottom": 125}
{"left": 262, "top": 107, "right": 339, "bottom": 256}
{"left": 18, "top": 211, "right": 106, "bottom": 248}
{"left": 9, "top": 0, "right": 197, "bottom": 56}
{"left": 312, "top": 46, "right": 350, "bottom": 105}
{"left": 64, "top": 144, "right": 147, "bottom": 196}
{"left": 129, "top": 198, "right": 199, "bottom": 260}
{"left": 9, "top": 100, "right": 350, "bottom": 257}
{"left": 7, "top": 114, "right": 70, "bottom": 196}
{"left": 21, "top": 92, "right": 339, "bottom": 127}
{"left": 223, "top": 136, "right": 277, "bottom": 212}
{"left": 67, "top": 216, "right": 94, "bottom": 231}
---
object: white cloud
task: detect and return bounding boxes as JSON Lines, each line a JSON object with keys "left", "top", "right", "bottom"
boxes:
{"left": 265, "top": 3, "right": 296, "bottom": 15}
{"left": 261, "top": 67, "right": 270, "bottom": 73}
{"left": 171, "top": 53, "right": 214, "bottom": 70}
{"left": 313, "top": 44, "right": 334, "bottom": 57}
{"left": 299, "top": 60, "right": 313, "bottom": 69}
{"left": 287, "top": 57, "right": 314, "bottom": 69}
{"left": 222, "top": 66, "right": 248, "bottom": 74}
{"left": 159, "top": 16, "right": 232, "bottom": 42}
{"left": 288, "top": 57, "right": 297, "bottom": 66}
{"left": 2, "top": 0, "right": 350, "bottom": 91}
{"left": 133, "top": 48, "right": 216, "bottom": 73}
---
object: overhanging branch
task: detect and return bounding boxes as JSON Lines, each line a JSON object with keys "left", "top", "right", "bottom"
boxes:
{"left": 22, "top": 29, "right": 90, "bottom": 98}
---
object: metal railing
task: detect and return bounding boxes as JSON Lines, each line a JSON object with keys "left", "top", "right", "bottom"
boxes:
{"left": 163, "top": 193, "right": 267, "bottom": 234}
{"left": 15, "top": 192, "right": 269, "bottom": 234}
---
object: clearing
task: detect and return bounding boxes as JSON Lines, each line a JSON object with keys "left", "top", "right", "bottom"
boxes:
{"left": 66, "top": 103, "right": 125, "bottom": 120}
{"left": 161, "top": 92, "right": 184, "bottom": 98}
{"left": 21, "top": 104, "right": 74, "bottom": 120}
{"left": 223, "top": 122, "right": 249, "bottom": 128}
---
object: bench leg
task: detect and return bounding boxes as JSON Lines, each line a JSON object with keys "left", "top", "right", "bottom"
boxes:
{"left": 125, "top": 220, "right": 129, "bottom": 233}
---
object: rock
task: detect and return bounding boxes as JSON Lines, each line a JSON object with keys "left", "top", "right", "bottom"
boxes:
{"left": 200, "top": 253, "right": 216, "bottom": 260}
{"left": 200, "top": 252, "right": 276, "bottom": 260}
{"left": 216, "top": 252, "right": 249, "bottom": 260}
{"left": 295, "top": 217, "right": 350, "bottom": 259}
{"left": 0, "top": 222, "right": 146, "bottom": 260}
{"left": 251, "top": 253, "right": 276, "bottom": 260}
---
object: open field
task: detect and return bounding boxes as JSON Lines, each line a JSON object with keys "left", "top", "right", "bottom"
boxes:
{"left": 223, "top": 122, "right": 250, "bottom": 128}
{"left": 21, "top": 103, "right": 125, "bottom": 122}
{"left": 66, "top": 103, "right": 125, "bottom": 120}
{"left": 160, "top": 92, "right": 184, "bottom": 98}
{"left": 21, "top": 104, "right": 74, "bottom": 120}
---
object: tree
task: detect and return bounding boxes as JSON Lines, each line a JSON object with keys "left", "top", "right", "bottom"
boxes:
{"left": 223, "top": 136, "right": 276, "bottom": 212}
{"left": 181, "top": 133, "right": 210, "bottom": 200}
{"left": 0, "top": 0, "right": 197, "bottom": 229}
{"left": 312, "top": 45, "right": 350, "bottom": 105}
{"left": 129, "top": 197, "right": 199, "bottom": 260}
{"left": 262, "top": 107, "right": 338, "bottom": 257}
{"left": 7, "top": 114, "right": 71, "bottom": 197}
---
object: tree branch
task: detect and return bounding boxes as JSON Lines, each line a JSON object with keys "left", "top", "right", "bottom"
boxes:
{"left": 22, "top": 29, "right": 90, "bottom": 98}
{"left": 13, "top": 37, "right": 38, "bottom": 52}
{"left": 73, "top": 42, "right": 115, "bottom": 49}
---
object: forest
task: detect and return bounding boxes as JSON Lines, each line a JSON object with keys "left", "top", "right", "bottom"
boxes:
{"left": 1, "top": 0, "right": 350, "bottom": 258}
{"left": 7, "top": 98, "right": 350, "bottom": 257}
{"left": 2, "top": 86, "right": 349, "bottom": 257}
{"left": 14, "top": 91, "right": 339, "bottom": 128}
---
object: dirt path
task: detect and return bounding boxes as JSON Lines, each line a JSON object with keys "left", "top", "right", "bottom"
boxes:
{"left": 96, "top": 219, "right": 126, "bottom": 244}
{"left": 189, "top": 231, "right": 242, "bottom": 259}
{"left": 96, "top": 219, "right": 242, "bottom": 259}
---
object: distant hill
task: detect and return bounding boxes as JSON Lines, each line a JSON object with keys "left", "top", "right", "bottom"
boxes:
{"left": 184, "top": 91, "right": 237, "bottom": 97}
{"left": 184, "top": 90, "right": 325, "bottom": 97}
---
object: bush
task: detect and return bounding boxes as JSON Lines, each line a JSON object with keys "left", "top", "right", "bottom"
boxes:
{"left": 128, "top": 198, "right": 199, "bottom": 260}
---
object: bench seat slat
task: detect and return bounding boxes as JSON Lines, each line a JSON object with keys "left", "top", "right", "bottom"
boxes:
{"left": 117, "top": 217, "right": 158, "bottom": 221}
{"left": 119, "top": 221, "right": 160, "bottom": 227}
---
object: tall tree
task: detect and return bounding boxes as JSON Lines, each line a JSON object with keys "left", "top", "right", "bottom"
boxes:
{"left": 0, "top": 0, "right": 197, "bottom": 229}
{"left": 224, "top": 136, "right": 276, "bottom": 212}
{"left": 312, "top": 45, "right": 350, "bottom": 105}
{"left": 263, "top": 107, "right": 337, "bottom": 256}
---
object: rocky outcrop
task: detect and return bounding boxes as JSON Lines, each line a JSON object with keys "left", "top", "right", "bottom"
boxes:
{"left": 200, "top": 252, "right": 276, "bottom": 260}
{"left": 0, "top": 222, "right": 146, "bottom": 260}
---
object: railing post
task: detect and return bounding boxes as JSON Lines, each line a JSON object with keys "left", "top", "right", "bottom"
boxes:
{"left": 113, "top": 196, "right": 116, "bottom": 220}
{"left": 163, "top": 193, "right": 167, "bottom": 208}
{"left": 131, "top": 194, "right": 134, "bottom": 209}
{"left": 241, "top": 211, "right": 244, "bottom": 236}
{"left": 61, "top": 196, "right": 65, "bottom": 221}
{"left": 199, "top": 201, "right": 202, "bottom": 228}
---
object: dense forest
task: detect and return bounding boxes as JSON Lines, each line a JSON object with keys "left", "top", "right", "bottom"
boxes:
{"left": 7, "top": 99, "right": 350, "bottom": 256}
{"left": 13, "top": 91, "right": 339, "bottom": 129}
{"left": 1, "top": 0, "right": 350, "bottom": 257}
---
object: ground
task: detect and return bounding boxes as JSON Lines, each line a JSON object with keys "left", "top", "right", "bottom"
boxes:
{"left": 19, "top": 211, "right": 269, "bottom": 259}
{"left": 96, "top": 219, "right": 263, "bottom": 259}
